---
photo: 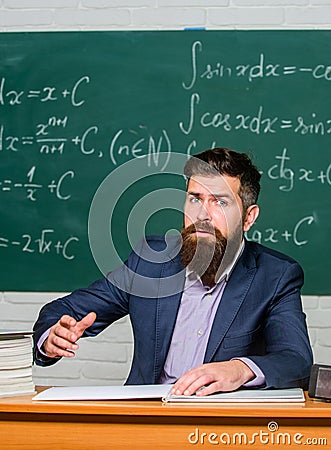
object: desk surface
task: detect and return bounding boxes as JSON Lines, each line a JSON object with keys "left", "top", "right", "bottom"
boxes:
{"left": 0, "top": 389, "right": 330, "bottom": 449}
{"left": 0, "top": 389, "right": 330, "bottom": 418}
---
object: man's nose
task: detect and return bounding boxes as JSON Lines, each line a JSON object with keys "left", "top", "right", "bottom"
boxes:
{"left": 197, "top": 203, "right": 211, "bottom": 221}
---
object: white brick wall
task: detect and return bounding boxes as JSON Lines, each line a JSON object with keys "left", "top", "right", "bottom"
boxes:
{"left": 1, "top": 1, "right": 331, "bottom": 30}
{"left": 0, "top": 1, "right": 330, "bottom": 386}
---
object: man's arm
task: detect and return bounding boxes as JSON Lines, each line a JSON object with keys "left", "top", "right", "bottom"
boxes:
{"left": 33, "top": 237, "right": 151, "bottom": 366}
{"left": 33, "top": 276, "right": 130, "bottom": 365}
{"left": 247, "top": 262, "right": 313, "bottom": 389}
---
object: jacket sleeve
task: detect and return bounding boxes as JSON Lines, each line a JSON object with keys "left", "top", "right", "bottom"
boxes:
{"left": 33, "top": 276, "right": 128, "bottom": 366}
{"left": 32, "top": 240, "right": 145, "bottom": 366}
{"left": 248, "top": 261, "right": 313, "bottom": 389}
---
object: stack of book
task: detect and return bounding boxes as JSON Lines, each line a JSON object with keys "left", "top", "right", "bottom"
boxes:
{"left": 0, "top": 331, "right": 35, "bottom": 398}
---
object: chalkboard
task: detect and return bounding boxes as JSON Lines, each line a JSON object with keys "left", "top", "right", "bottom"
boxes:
{"left": 0, "top": 31, "right": 330, "bottom": 294}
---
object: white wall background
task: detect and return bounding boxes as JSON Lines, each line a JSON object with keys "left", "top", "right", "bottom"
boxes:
{"left": 0, "top": 0, "right": 330, "bottom": 386}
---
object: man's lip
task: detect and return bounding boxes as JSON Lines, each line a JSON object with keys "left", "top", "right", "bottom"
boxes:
{"left": 194, "top": 230, "right": 214, "bottom": 235}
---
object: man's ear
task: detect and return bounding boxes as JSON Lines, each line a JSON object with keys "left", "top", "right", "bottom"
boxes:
{"left": 243, "top": 205, "right": 259, "bottom": 232}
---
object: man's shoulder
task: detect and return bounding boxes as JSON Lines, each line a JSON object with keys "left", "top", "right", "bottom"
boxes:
{"left": 140, "top": 235, "right": 181, "bottom": 253}
{"left": 125, "top": 235, "right": 183, "bottom": 283}
{"left": 244, "top": 240, "right": 302, "bottom": 268}
{"left": 129, "top": 235, "right": 181, "bottom": 265}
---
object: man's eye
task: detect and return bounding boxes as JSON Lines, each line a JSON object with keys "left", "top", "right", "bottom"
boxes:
{"left": 189, "top": 197, "right": 200, "bottom": 203}
{"left": 216, "top": 199, "right": 227, "bottom": 207}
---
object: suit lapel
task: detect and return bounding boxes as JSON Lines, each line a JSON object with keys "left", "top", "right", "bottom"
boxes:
{"left": 204, "top": 244, "right": 257, "bottom": 363}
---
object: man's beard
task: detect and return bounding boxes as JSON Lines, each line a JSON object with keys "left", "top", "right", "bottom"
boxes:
{"left": 180, "top": 221, "right": 241, "bottom": 287}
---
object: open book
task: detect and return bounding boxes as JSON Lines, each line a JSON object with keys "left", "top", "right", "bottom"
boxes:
{"left": 33, "top": 385, "right": 305, "bottom": 403}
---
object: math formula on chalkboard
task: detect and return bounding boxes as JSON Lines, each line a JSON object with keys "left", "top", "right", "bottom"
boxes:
{"left": 0, "top": 31, "right": 330, "bottom": 293}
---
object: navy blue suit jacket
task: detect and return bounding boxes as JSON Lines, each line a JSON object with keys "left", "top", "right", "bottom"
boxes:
{"left": 33, "top": 237, "right": 313, "bottom": 389}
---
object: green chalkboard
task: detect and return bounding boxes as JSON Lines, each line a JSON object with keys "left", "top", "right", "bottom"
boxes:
{"left": 0, "top": 31, "right": 330, "bottom": 293}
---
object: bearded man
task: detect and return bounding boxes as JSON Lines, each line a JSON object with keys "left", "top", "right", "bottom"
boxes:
{"left": 33, "top": 148, "right": 313, "bottom": 394}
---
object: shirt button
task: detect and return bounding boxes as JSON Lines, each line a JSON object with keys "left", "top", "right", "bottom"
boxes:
{"left": 197, "top": 329, "right": 203, "bottom": 336}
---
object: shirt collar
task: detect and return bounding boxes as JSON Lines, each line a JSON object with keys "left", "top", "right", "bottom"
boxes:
{"left": 185, "top": 239, "right": 245, "bottom": 285}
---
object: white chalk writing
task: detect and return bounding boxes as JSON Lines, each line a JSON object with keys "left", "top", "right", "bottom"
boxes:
{"left": 245, "top": 215, "right": 315, "bottom": 247}
{"left": 0, "top": 76, "right": 90, "bottom": 107}
{"left": 183, "top": 40, "right": 331, "bottom": 90}
{"left": 0, "top": 229, "right": 79, "bottom": 260}
{"left": 0, "top": 166, "right": 74, "bottom": 201}
{"left": 266, "top": 148, "right": 331, "bottom": 192}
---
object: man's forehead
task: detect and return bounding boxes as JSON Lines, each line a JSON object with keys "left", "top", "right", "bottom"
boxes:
{"left": 187, "top": 175, "right": 240, "bottom": 196}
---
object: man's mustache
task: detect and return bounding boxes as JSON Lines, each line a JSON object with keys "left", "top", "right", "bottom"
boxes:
{"left": 184, "top": 221, "right": 218, "bottom": 236}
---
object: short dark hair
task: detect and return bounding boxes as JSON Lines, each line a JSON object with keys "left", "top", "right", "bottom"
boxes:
{"left": 184, "top": 148, "right": 261, "bottom": 213}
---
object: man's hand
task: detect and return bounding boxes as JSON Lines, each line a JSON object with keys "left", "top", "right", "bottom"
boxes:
{"left": 171, "top": 360, "right": 255, "bottom": 396}
{"left": 42, "top": 312, "right": 97, "bottom": 359}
